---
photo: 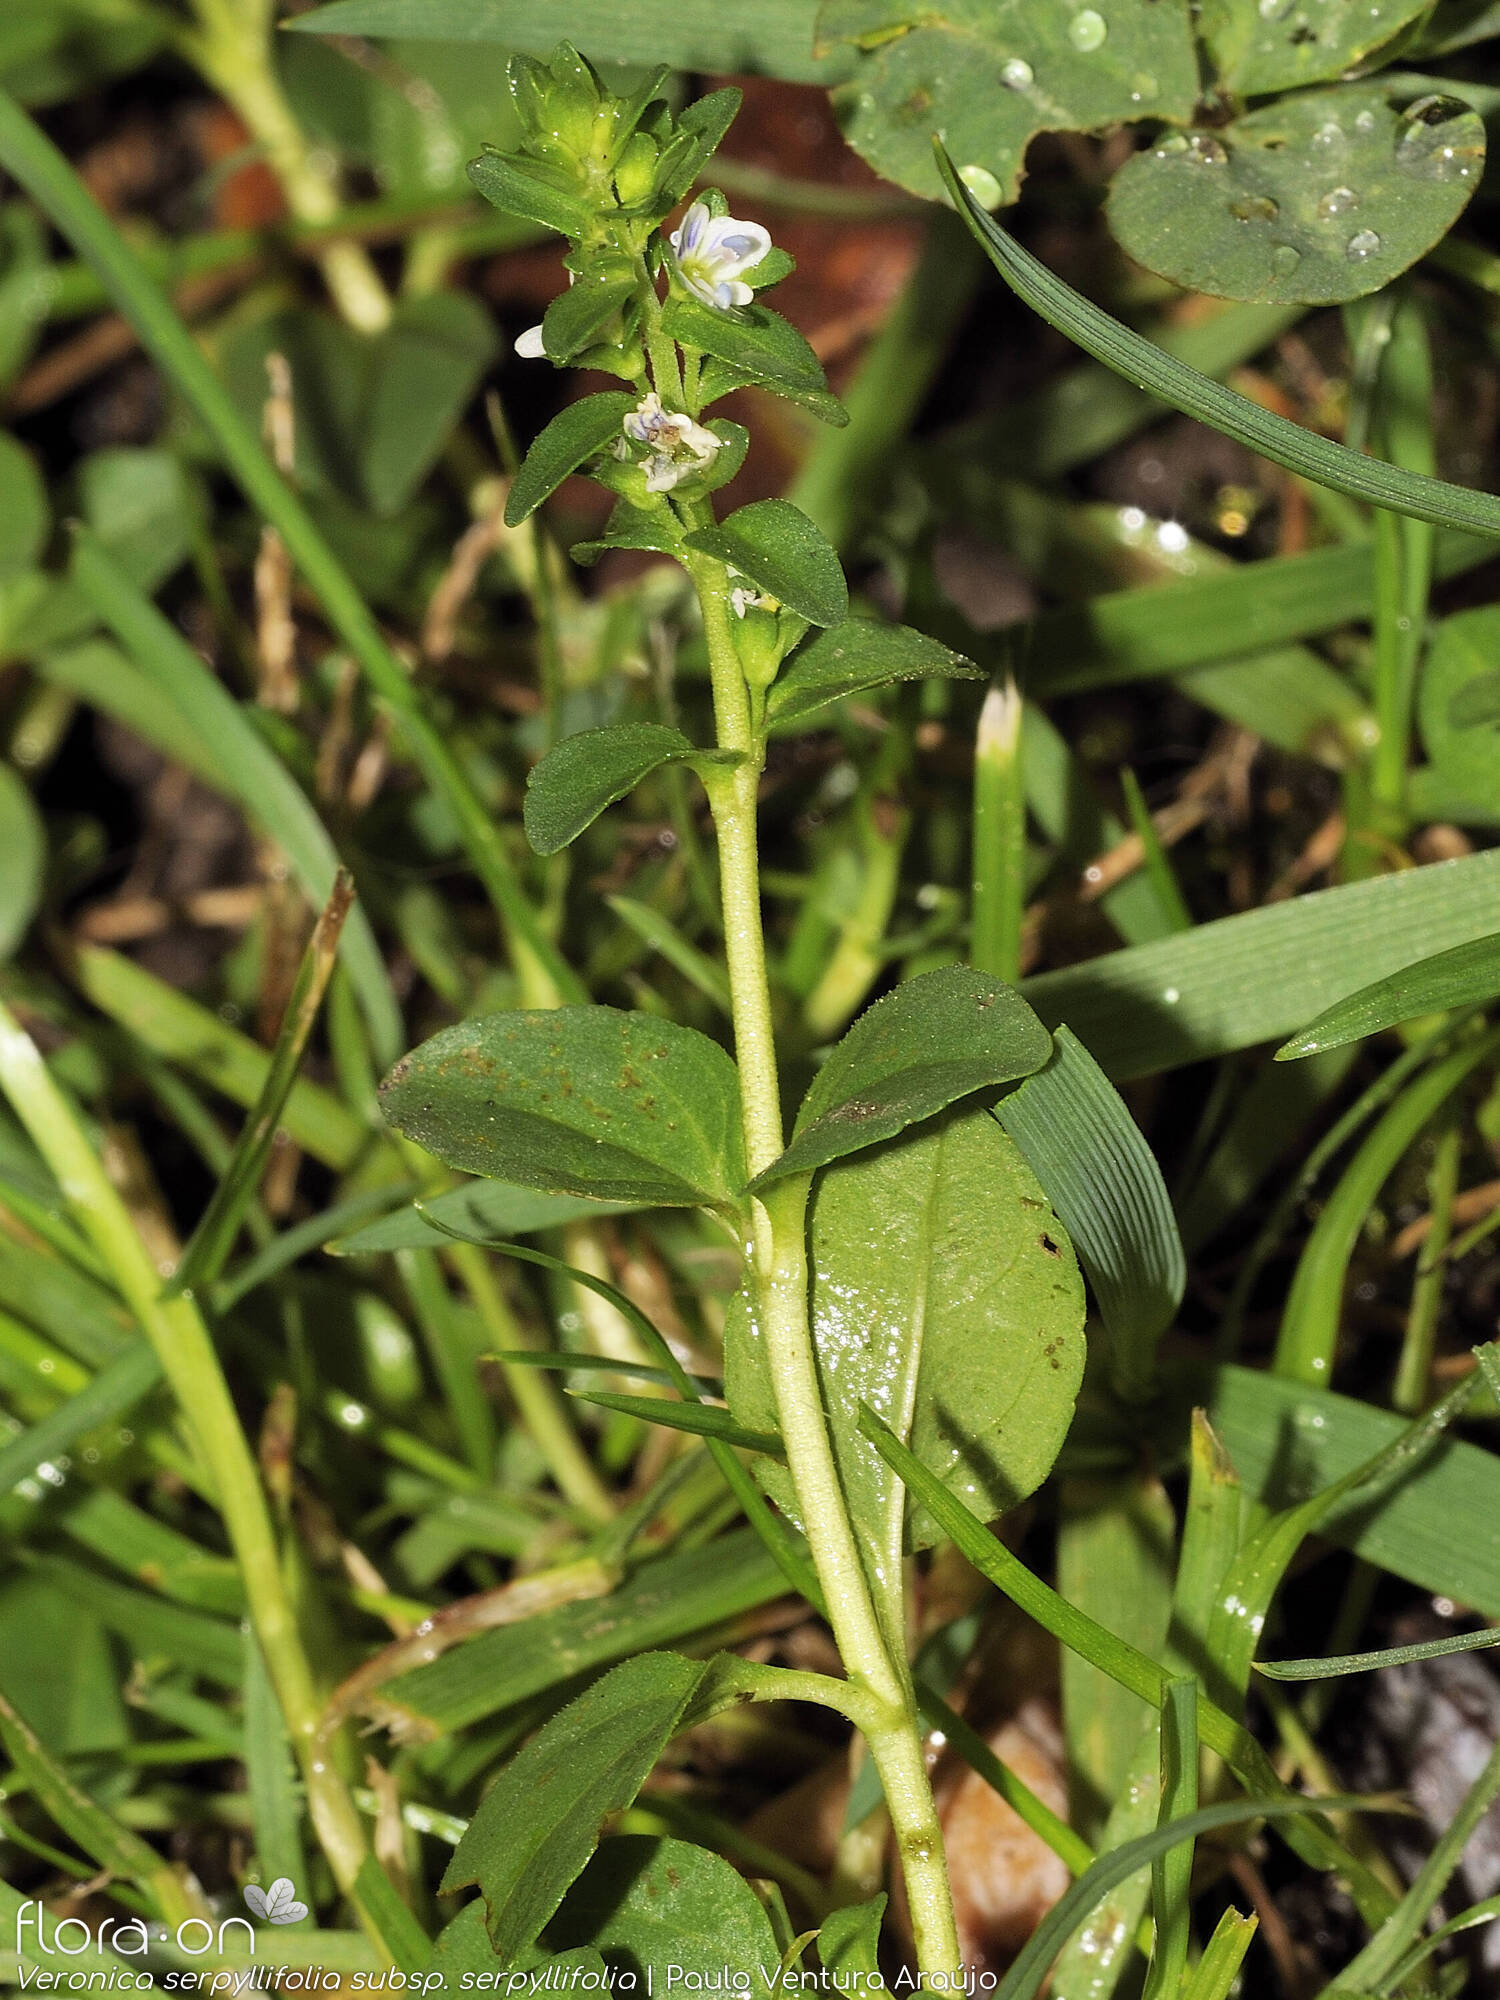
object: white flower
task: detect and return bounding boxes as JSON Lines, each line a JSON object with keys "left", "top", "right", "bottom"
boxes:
{"left": 621, "top": 392, "right": 721, "bottom": 493}
{"left": 668, "top": 200, "right": 771, "bottom": 310}
{"left": 514, "top": 324, "right": 547, "bottom": 359}
{"left": 730, "top": 583, "right": 773, "bottom": 618}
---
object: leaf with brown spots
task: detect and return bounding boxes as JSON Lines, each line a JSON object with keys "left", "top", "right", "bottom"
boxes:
{"left": 750, "top": 965, "right": 1051, "bottom": 1189}
{"left": 379, "top": 1006, "right": 745, "bottom": 1208}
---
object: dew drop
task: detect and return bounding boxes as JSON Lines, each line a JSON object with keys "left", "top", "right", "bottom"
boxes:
{"left": 1354, "top": 107, "right": 1377, "bottom": 133}
{"left": 959, "top": 162, "right": 1003, "bottom": 206}
{"left": 1271, "top": 243, "right": 1302, "bottom": 278}
{"left": 1395, "top": 93, "right": 1480, "bottom": 181}
{"left": 1163, "top": 987, "right": 1181, "bottom": 1005}
{"left": 1317, "top": 185, "right": 1357, "bottom": 218}
{"left": 1154, "top": 132, "right": 1190, "bottom": 156}
{"left": 1258, "top": 0, "right": 1294, "bottom": 15}
{"left": 1068, "top": 8, "right": 1108, "bottom": 51}
{"left": 1185, "top": 133, "right": 1229, "bottom": 165}
{"left": 1346, "top": 226, "right": 1381, "bottom": 260}
{"left": 1310, "top": 119, "right": 1345, "bottom": 150}
{"left": 1000, "top": 55, "right": 1034, "bottom": 88}
{"left": 1231, "top": 193, "right": 1278, "bottom": 221}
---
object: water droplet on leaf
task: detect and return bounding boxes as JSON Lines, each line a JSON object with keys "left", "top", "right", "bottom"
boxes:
{"left": 1311, "top": 120, "right": 1344, "bottom": 150}
{"left": 1395, "top": 93, "right": 1482, "bottom": 182}
{"left": 959, "top": 162, "right": 1003, "bottom": 207}
{"left": 1000, "top": 56, "right": 1034, "bottom": 88}
{"left": 1068, "top": 9, "right": 1108, "bottom": 51}
{"left": 1317, "top": 185, "right": 1357, "bottom": 218}
{"left": 1346, "top": 226, "right": 1381, "bottom": 259}
{"left": 1231, "top": 193, "right": 1278, "bottom": 221}
{"left": 1185, "top": 133, "right": 1229, "bottom": 165}
{"left": 1154, "top": 132, "right": 1190, "bottom": 156}
{"left": 1271, "top": 243, "right": 1302, "bottom": 277}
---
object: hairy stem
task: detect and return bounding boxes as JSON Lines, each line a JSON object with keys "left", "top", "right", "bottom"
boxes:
{"left": 686, "top": 547, "right": 961, "bottom": 1976}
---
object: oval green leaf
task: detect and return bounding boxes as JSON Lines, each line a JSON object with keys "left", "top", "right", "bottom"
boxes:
{"left": 505, "top": 391, "right": 636, "bottom": 527}
{"left": 751, "top": 965, "right": 1052, "bottom": 1189}
{"left": 379, "top": 1007, "right": 746, "bottom": 1207}
{"left": 821, "top": 0, "right": 1197, "bottom": 205}
{"left": 523, "top": 722, "right": 737, "bottom": 855}
{"left": 729, "top": 1106, "right": 1086, "bottom": 1551}
{"left": 1419, "top": 603, "right": 1500, "bottom": 813}
{"left": 767, "top": 618, "right": 981, "bottom": 728}
{"left": 467, "top": 146, "right": 594, "bottom": 236}
{"left": 660, "top": 296, "right": 847, "bottom": 426}
{"left": 685, "top": 498, "right": 847, "bottom": 629}
{"left": 440, "top": 1653, "right": 707, "bottom": 1963}
{"left": 1274, "top": 929, "right": 1500, "bottom": 1060}
{"left": 1200, "top": 0, "right": 1432, "bottom": 96}
{"left": 549, "top": 1835, "right": 780, "bottom": 1979}
{"left": 1108, "top": 87, "right": 1484, "bottom": 306}
{"left": 541, "top": 272, "right": 637, "bottom": 362}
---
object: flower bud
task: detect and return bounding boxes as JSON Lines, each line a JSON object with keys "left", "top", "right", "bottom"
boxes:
{"left": 613, "top": 132, "right": 659, "bottom": 207}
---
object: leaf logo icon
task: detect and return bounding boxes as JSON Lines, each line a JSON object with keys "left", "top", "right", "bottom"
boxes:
{"left": 243, "top": 1879, "right": 308, "bottom": 1925}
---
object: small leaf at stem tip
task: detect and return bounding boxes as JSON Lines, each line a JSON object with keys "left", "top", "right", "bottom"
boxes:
{"left": 751, "top": 965, "right": 1052, "bottom": 1188}
{"left": 523, "top": 722, "right": 741, "bottom": 856}
{"left": 505, "top": 392, "right": 637, "bottom": 526}
{"left": 1256, "top": 1624, "right": 1500, "bottom": 1681}
{"left": 685, "top": 498, "right": 848, "bottom": 628}
{"left": 1274, "top": 928, "right": 1500, "bottom": 1058}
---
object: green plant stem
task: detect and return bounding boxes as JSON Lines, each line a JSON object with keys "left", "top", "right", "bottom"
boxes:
{"left": 971, "top": 675, "right": 1026, "bottom": 983}
{"left": 1393, "top": 1113, "right": 1461, "bottom": 1413}
{"left": 686, "top": 546, "right": 960, "bottom": 1976}
{"left": 0, "top": 89, "right": 578, "bottom": 1012}
{"left": 179, "top": 0, "right": 391, "bottom": 333}
{"left": 0, "top": 1002, "right": 371, "bottom": 1906}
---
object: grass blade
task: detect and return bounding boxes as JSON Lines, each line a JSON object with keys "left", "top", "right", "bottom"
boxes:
{"left": 0, "top": 1339, "right": 162, "bottom": 1495}
{"left": 1142, "top": 1679, "right": 1197, "bottom": 2000}
{"left": 1276, "top": 929, "right": 1500, "bottom": 1059}
{"left": 1179, "top": 1908, "right": 1258, "bottom": 2000}
{"left": 0, "top": 88, "right": 579, "bottom": 1008}
{"left": 935, "top": 147, "right": 1500, "bottom": 539}
{"left": 1257, "top": 1624, "right": 1500, "bottom": 1682}
{"left": 69, "top": 530, "right": 402, "bottom": 1068}
{"left": 566, "top": 1387, "right": 787, "bottom": 1460}
{"left": 165, "top": 876, "right": 354, "bottom": 1299}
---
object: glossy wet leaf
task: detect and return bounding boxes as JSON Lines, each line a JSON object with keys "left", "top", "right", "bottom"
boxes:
{"left": 994, "top": 1026, "right": 1184, "bottom": 1402}
{"left": 1257, "top": 1623, "right": 1500, "bottom": 1682}
{"left": 753, "top": 966, "right": 1051, "bottom": 1188}
{"left": 523, "top": 722, "right": 736, "bottom": 855}
{"left": 1275, "top": 929, "right": 1500, "bottom": 1059}
{"left": 440, "top": 1653, "right": 706, "bottom": 1962}
{"left": 1109, "top": 88, "right": 1485, "bottom": 306}
{"left": 818, "top": 1896, "right": 886, "bottom": 1979}
{"left": 939, "top": 152, "right": 1500, "bottom": 538}
{"left": 767, "top": 619, "right": 982, "bottom": 729}
{"left": 379, "top": 1007, "right": 745, "bottom": 1207}
{"left": 548, "top": 1835, "right": 779, "bottom": 1979}
{"left": 684, "top": 498, "right": 848, "bottom": 629}
{"left": 506, "top": 393, "right": 637, "bottom": 527}
{"left": 729, "top": 1106, "right": 1086, "bottom": 1555}
{"left": 661, "top": 296, "right": 847, "bottom": 426}
{"left": 819, "top": 0, "right": 1198, "bottom": 204}
{"left": 1419, "top": 604, "right": 1500, "bottom": 813}
{"left": 1200, "top": 0, "right": 1432, "bottom": 95}
{"left": 467, "top": 146, "right": 595, "bottom": 236}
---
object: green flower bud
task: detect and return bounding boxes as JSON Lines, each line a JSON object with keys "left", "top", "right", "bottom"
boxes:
{"left": 734, "top": 604, "right": 784, "bottom": 689}
{"left": 613, "top": 131, "right": 660, "bottom": 207}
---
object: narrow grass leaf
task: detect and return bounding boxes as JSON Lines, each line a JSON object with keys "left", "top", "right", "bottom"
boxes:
{"left": 936, "top": 148, "right": 1500, "bottom": 539}
{"left": 331, "top": 1182, "right": 641, "bottom": 1256}
{"left": 244, "top": 1633, "right": 308, "bottom": 1893}
{"left": 606, "top": 894, "right": 733, "bottom": 1014}
{"left": 353, "top": 1857, "right": 430, "bottom": 1975}
{"left": 995, "top": 1025, "right": 1184, "bottom": 1401}
{"left": 1277, "top": 929, "right": 1500, "bottom": 1058}
{"left": 566, "top": 1388, "right": 786, "bottom": 1460}
{"left": 0, "top": 1340, "right": 161, "bottom": 1495}
{"left": 167, "top": 875, "right": 354, "bottom": 1298}
{"left": 1178, "top": 1909, "right": 1258, "bottom": 2000}
{"left": 1143, "top": 1679, "right": 1197, "bottom": 2000}
{"left": 1022, "top": 846, "right": 1500, "bottom": 1079}
{"left": 1258, "top": 1624, "right": 1500, "bottom": 1681}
